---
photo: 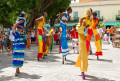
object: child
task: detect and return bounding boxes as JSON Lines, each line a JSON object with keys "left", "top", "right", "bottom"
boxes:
{"left": 1, "top": 31, "right": 8, "bottom": 52}
{"left": 27, "top": 32, "right": 31, "bottom": 48}
{"left": 0, "top": 36, "right": 2, "bottom": 53}
{"left": 35, "top": 31, "right": 38, "bottom": 46}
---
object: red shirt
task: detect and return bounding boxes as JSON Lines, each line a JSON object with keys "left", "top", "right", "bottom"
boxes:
{"left": 70, "top": 29, "right": 78, "bottom": 39}
{"left": 54, "top": 34, "right": 58, "bottom": 41}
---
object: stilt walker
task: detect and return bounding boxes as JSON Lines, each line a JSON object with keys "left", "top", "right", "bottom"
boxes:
{"left": 55, "top": 7, "right": 72, "bottom": 64}
{"left": 86, "top": 12, "right": 103, "bottom": 60}
{"left": 70, "top": 25, "right": 79, "bottom": 54}
{"left": 12, "top": 11, "right": 27, "bottom": 76}
{"left": 75, "top": 8, "right": 93, "bottom": 80}
{"left": 35, "top": 12, "right": 47, "bottom": 61}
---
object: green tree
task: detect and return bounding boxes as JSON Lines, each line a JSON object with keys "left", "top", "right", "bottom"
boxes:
{"left": 0, "top": 0, "right": 71, "bottom": 28}
{"left": 46, "top": 0, "right": 71, "bottom": 27}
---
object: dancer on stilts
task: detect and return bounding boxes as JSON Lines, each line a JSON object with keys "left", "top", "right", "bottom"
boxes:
{"left": 35, "top": 12, "right": 47, "bottom": 61}
{"left": 55, "top": 7, "right": 72, "bottom": 64}
{"left": 86, "top": 12, "right": 103, "bottom": 60}
{"left": 12, "top": 11, "right": 27, "bottom": 76}
{"left": 75, "top": 8, "right": 93, "bottom": 80}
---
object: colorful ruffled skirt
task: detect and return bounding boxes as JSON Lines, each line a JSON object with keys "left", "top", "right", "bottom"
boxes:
{"left": 12, "top": 31, "right": 25, "bottom": 67}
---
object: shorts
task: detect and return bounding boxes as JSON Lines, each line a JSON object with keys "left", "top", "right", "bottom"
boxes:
{"left": 1, "top": 41, "right": 7, "bottom": 46}
{"left": 31, "top": 37, "right": 36, "bottom": 42}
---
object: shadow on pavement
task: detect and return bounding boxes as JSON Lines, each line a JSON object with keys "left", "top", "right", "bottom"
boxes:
{"left": 17, "top": 72, "right": 42, "bottom": 79}
{"left": 88, "top": 58, "right": 113, "bottom": 63}
{"left": 65, "top": 59, "right": 76, "bottom": 65}
{"left": 85, "top": 75, "right": 115, "bottom": 81}
{"left": 102, "top": 49, "right": 109, "bottom": 50}
{"left": 0, "top": 73, "right": 42, "bottom": 81}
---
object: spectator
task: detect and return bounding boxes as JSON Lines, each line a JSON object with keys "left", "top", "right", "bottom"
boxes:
{"left": 97, "top": 25, "right": 104, "bottom": 46}
{"left": 0, "top": 35, "right": 2, "bottom": 53}
{"left": 8, "top": 26, "right": 14, "bottom": 55}
{"left": 54, "top": 31, "right": 59, "bottom": 45}
{"left": 70, "top": 25, "right": 79, "bottom": 54}
{"left": 1, "top": 31, "right": 8, "bottom": 52}
{"left": 110, "top": 27, "right": 114, "bottom": 41}
{"left": 27, "top": 32, "right": 31, "bottom": 48}
{"left": 106, "top": 27, "right": 110, "bottom": 37}
{"left": 31, "top": 29, "right": 36, "bottom": 45}
{"left": 23, "top": 32, "right": 27, "bottom": 48}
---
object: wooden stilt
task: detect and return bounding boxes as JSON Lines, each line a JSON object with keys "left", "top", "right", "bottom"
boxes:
{"left": 62, "top": 56, "right": 64, "bottom": 64}
{"left": 65, "top": 56, "right": 66, "bottom": 61}
{"left": 97, "top": 55, "right": 99, "bottom": 60}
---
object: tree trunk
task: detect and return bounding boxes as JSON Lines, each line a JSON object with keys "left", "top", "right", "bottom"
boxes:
{"left": 26, "top": 11, "right": 37, "bottom": 30}
{"left": 50, "top": 15, "right": 57, "bottom": 27}
{"left": 26, "top": 0, "right": 54, "bottom": 30}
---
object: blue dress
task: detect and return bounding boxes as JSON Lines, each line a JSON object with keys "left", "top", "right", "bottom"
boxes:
{"left": 12, "top": 17, "right": 26, "bottom": 67}
{"left": 60, "top": 12, "right": 69, "bottom": 56}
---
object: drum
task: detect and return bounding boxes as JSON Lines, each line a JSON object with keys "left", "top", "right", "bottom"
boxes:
{"left": 46, "top": 34, "right": 52, "bottom": 46}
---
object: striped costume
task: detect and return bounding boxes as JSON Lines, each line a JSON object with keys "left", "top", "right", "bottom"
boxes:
{"left": 12, "top": 17, "right": 26, "bottom": 67}
{"left": 60, "top": 12, "right": 69, "bottom": 56}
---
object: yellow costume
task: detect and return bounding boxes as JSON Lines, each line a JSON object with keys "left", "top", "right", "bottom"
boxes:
{"left": 37, "top": 16, "right": 45, "bottom": 58}
{"left": 75, "top": 15, "right": 90, "bottom": 72}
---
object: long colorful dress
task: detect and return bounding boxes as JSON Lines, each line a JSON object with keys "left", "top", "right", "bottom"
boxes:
{"left": 37, "top": 16, "right": 45, "bottom": 58}
{"left": 12, "top": 17, "right": 26, "bottom": 67}
{"left": 49, "top": 29, "right": 54, "bottom": 52}
{"left": 75, "top": 15, "right": 90, "bottom": 72}
{"left": 86, "top": 17, "right": 103, "bottom": 56}
{"left": 60, "top": 12, "right": 69, "bottom": 57}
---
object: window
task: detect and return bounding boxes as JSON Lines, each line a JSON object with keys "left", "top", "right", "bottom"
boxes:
{"left": 94, "top": 10, "right": 100, "bottom": 19}
{"left": 73, "top": 11, "right": 78, "bottom": 19}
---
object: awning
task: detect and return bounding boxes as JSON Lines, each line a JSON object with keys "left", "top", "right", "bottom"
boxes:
{"left": 43, "top": 23, "right": 78, "bottom": 28}
{"left": 103, "top": 22, "right": 120, "bottom": 26}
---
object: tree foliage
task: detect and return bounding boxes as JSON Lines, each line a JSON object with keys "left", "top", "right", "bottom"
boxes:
{"left": 0, "top": 0, "right": 71, "bottom": 28}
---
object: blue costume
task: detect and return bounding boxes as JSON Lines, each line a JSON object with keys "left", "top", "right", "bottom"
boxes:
{"left": 12, "top": 17, "right": 26, "bottom": 67}
{"left": 60, "top": 12, "right": 70, "bottom": 56}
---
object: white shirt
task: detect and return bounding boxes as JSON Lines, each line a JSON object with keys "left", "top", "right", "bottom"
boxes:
{"left": 97, "top": 28, "right": 103, "bottom": 37}
{"left": 31, "top": 32, "right": 35, "bottom": 37}
{"left": 9, "top": 30, "right": 14, "bottom": 41}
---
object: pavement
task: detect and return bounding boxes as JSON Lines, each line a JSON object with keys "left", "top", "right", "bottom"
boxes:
{"left": 0, "top": 40, "right": 120, "bottom": 81}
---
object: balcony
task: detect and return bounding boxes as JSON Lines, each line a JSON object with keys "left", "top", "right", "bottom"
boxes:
{"left": 116, "top": 15, "right": 120, "bottom": 20}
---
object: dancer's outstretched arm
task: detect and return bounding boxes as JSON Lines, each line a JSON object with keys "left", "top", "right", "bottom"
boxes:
{"left": 79, "top": 17, "right": 86, "bottom": 27}
{"left": 55, "top": 12, "right": 65, "bottom": 24}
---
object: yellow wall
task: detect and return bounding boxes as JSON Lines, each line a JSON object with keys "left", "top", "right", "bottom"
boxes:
{"left": 70, "top": 4, "right": 120, "bottom": 22}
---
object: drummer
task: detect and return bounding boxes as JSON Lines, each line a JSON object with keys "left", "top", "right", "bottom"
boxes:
{"left": 46, "top": 25, "right": 54, "bottom": 53}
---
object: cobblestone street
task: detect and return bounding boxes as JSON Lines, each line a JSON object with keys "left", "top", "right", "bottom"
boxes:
{"left": 0, "top": 40, "right": 120, "bottom": 81}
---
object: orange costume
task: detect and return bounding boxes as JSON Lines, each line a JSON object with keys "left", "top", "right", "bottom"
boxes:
{"left": 86, "top": 17, "right": 102, "bottom": 56}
